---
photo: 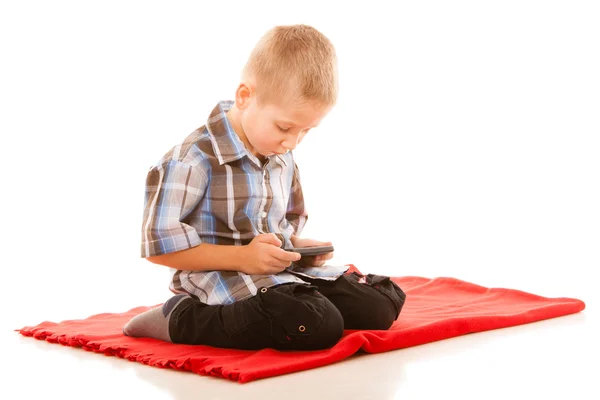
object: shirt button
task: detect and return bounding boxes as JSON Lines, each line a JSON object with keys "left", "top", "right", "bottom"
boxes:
{"left": 262, "top": 211, "right": 267, "bottom": 218}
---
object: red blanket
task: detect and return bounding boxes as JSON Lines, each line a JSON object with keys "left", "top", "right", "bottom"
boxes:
{"left": 18, "top": 266, "right": 585, "bottom": 383}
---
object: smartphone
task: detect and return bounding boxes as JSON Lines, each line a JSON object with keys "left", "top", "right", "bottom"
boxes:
{"left": 285, "top": 245, "right": 335, "bottom": 257}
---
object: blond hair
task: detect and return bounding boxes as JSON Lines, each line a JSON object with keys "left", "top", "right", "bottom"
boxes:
{"left": 242, "top": 24, "right": 338, "bottom": 107}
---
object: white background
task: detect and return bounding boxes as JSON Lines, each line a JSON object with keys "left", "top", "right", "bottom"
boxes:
{"left": 1, "top": 1, "right": 599, "bottom": 399}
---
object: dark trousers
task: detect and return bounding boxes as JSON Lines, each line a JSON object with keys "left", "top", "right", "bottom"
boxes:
{"left": 169, "top": 271, "right": 406, "bottom": 350}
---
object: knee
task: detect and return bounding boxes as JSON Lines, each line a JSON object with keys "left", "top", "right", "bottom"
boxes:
{"left": 305, "top": 296, "right": 344, "bottom": 349}
{"left": 261, "top": 284, "right": 344, "bottom": 350}
{"left": 361, "top": 294, "right": 399, "bottom": 330}
{"left": 285, "top": 292, "right": 344, "bottom": 350}
{"left": 355, "top": 276, "right": 406, "bottom": 330}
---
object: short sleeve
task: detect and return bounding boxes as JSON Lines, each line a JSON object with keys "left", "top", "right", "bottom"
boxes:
{"left": 141, "top": 160, "right": 207, "bottom": 257}
{"left": 285, "top": 161, "right": 309, "bottom": 236}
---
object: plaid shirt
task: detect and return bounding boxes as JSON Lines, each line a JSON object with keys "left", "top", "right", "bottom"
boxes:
{"left": 141, "top": 101, "right": 348, "bottom": 305}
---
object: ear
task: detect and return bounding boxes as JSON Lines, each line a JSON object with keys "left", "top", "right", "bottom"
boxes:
{"left": 235, "top": 83, "right": 253, "bottom": 110}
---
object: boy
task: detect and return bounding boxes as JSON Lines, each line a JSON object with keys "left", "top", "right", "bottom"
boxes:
{"left": 124, "top": 24, "right": 406, "bottom": 350}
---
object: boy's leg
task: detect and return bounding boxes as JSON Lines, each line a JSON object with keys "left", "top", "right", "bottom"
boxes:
{"left": 302, "top": 272, "right": 407, "bottom": 330}
{"left": 124, "top": 283, "right": 344, "bottom": 350}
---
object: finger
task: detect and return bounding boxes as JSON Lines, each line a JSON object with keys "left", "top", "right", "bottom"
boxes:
{"left": 303, "top": 240, "right": 332, "bottom": 247}
{"left": 258, "top": 233, "right": 282, "bottom": 248}
{"left": 271, "top": 248, "right": 302, "bottom": 263}
{"left": 304, "top": 256, "right": 326, "bottom": 267}
{"left": 267, "top": 256, "right": 294, "bottom": 270}
{"left": 315, "top": 252, "right": 334, "bottom": 262}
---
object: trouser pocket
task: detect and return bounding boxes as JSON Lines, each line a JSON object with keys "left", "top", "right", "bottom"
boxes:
{"left": 259, "top": 284, "right": 328, "bottom": 338}
{"left": 259, "top": 283, "right": 344, "bottom": 349}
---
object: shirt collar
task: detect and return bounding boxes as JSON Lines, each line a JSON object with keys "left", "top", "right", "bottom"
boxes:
{"left": 206, "top": 101, "right": 287, "bottom": 167}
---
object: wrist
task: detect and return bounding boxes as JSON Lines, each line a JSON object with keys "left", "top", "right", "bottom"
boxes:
{"left": 236, "top": 245, "right": 250, "bottom": 274}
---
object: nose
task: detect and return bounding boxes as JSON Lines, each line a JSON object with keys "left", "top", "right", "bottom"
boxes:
{"left": 283, "top": 132, "right": 302, "bottom": 150}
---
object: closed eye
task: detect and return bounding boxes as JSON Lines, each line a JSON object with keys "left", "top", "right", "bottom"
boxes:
{"left": 277, "top": 125, "right": 290, "bottom": 132}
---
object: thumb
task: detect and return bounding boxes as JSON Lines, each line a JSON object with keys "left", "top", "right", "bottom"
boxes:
{"left": 257, "top": 233, "right": 282, "bottom": 247}
{"left": 304, "top": 239, "right": 333, "bottom": 247}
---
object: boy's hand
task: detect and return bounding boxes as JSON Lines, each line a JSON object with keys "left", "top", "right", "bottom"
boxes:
{"left": 290, "top": 237, "right": 334, "bottom": 268}
{"left": 241, "top": 234, "right": 301, "bottom": 275}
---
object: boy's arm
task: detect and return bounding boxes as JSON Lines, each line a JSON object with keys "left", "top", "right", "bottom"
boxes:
{"left": 141, "top": 160, "right": 209, "bottom": 265}
{"left": 148, "top": 235, "right": 300, "bottom": 275}
{"left": 146, "top": 243, "right": 248, "bottom": 272}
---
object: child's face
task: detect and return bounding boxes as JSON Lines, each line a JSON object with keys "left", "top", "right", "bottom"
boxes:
{"left": 238, "top": 91, "right": 331, "bottom": 159}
